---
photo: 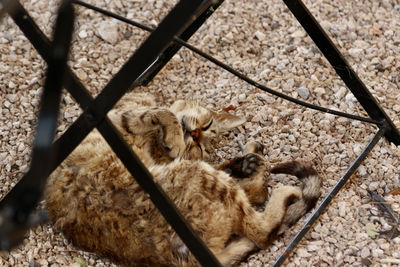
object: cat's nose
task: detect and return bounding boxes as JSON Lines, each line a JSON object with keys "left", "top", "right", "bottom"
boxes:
{"left": 190, "top": 129, "right": 200, "bottom": 142}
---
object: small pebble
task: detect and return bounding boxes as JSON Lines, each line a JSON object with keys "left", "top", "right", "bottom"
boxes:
{"left": 78, "top": 30, "right": 88, "bottom": 39}
{"left": 97, "top": 21, "right": 119, "bottom": 44}
{"left": 296, "top": 86, "right": 309, "bottom": 100}
{"left": 360, "top": 247, "right": 371, "bottom": 258}
{"left": 254, "top": 30, "right": 266, "bottom": 41}
{"left": 369, "top": 182, "right": 380, "bottom": 191}
{"left": 76, "top": 69, "right": 88, "bottom": 81}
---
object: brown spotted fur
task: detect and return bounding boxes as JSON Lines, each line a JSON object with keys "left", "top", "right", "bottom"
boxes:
{"left": 45, "top": 93, "right": 321, "bottom": 266}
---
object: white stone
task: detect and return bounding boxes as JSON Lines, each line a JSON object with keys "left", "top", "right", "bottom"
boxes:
{"left": 6, "top": 94, "right": 18, "bottom": 103}
{"left": 348, "top": 48, "right": 363, "bottom": 59}
{"left": 345, "top": 93, "right": 356, "bottom": 102}
{"left": 76, "top": 69, "right": 88, "bottom": 81}
{"left": 8, "top": 81, "right": 15, "bottom": 89}
{"left": 297, "top": 86, "right": 309, "bottom": 100}
{"left": 98, "top": 21, "right": 119, "bottom": 44}
{"left": 358, "top": 165, "right": 367, "bottom": 177}
{"left": 78, "top": 30, "right": 88, "bottom": 39}
{"left": 315, "top": 87, "right": 326, "bottom": 95}
{"left": 335, "top": 87, "right": 347, "bottom": 99}
{"left": 296, "top": 248, "right": 311, "bottom": 257}
{"left": 238, "top": 93, "right": 246, "bottom": 102}
{"left": 291, "top": 29, "right": 306, "bottom": 38}
{"left": 369, "top": 181, "right": 379, "bottom": 191}
{"left": 338, "top": 201, "right": 346, "bottom": 217}
{"left": 254, "top": 30, "right": 266, "bottom": 41}
{"left": 360, "top": 247, "right": 370, "bottom": 258}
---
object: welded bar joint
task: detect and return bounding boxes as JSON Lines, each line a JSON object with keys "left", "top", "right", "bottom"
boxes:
{"left": 282, "top": 0, "right": 400, "bottom": 145}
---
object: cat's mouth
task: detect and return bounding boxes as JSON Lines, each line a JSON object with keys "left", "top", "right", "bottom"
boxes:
{"left": 180, "top": 116, "right": 205, "bottom": 160}
{"left": 183, "top": 141, "right": 204, "bottom": 160}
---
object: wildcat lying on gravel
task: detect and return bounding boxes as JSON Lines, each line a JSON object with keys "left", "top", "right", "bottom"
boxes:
{"left": 45, "top": 93, "right": 321, "bottom": 266}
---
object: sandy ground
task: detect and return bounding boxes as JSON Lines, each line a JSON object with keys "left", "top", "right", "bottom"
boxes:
{"left": 1, "top": 0, "right": 400, "bottom": 266}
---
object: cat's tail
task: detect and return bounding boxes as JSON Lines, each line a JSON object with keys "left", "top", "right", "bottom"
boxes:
{"left": 270, "top": 160, "right": 321, "bottom": 234}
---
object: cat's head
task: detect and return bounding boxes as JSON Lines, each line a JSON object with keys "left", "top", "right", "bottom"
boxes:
{"left": 170, "top": 100, "right": 245, "bottom": 161}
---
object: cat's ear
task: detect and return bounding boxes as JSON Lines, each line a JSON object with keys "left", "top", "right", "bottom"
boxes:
{"left": 212, "top": 111, "right": 246, "bottom": 133}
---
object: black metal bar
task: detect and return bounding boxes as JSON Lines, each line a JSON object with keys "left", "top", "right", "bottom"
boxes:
{"left": 72, "top": 1, "right": 379, "bottom": 125}
{"left": 273, "top": 125, "right": 388, "bottom": 266}
{"left": 0, "top": 0, "right": 74, "bottom": 250}
{"left": 282, "top": 0, "right": 400, "bottom": 145}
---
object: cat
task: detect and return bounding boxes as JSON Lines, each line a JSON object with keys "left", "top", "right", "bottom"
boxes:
{"left": 45, "top": 93, "right": 321, "bottom": 266}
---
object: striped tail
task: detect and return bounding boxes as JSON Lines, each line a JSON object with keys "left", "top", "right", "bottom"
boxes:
{"left": 270, "top": 160, "right": 321, "bottom": 234}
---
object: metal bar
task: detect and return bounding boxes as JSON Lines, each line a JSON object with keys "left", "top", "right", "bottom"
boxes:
{"left": 72, "top": 1, "right": 379, "bottom": 125}
{"left": 0, "top": 0, "right": 74, "bottom": 250}
{"left": 282, "top": 0, "right": 400, "bottom": 145}
{"left": 273, "top": 125, "right": 388, "bottom": 266}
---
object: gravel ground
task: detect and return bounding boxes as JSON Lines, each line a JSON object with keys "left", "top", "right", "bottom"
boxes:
{"left": 1, "top": 0, "right": 400, "bottom": 266}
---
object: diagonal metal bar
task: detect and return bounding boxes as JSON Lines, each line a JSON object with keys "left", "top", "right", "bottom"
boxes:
{"left": 72, "top": 0, "right": 380, "bottom": 125}
{"left": 282, "top": 0, "right": 400, "bottom": 145}
{"left": 273, "top": 124, "right": 388, "bottom": 266}
{"left": 0, "top": 0, "right": 74, "bottom": 250}
{"left": 6, "top": 0, "right": 223, "bottom": 265}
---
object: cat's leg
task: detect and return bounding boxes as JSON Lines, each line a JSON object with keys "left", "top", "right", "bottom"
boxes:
{"left": 235, "top": 185, "right": 302, "bottom": 249}
{"left": 214, "top": 141, "right": 268, "bottom": 205}
{"left": 216, "top": 237, "right": 257, "bottom": 267}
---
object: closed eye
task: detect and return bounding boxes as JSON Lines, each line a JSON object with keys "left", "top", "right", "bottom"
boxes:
{"left": 201, "top": 119, "right": 213, "bottom": 131}
{"left": 180, "top": 116, "right": 186, "bottom": 132}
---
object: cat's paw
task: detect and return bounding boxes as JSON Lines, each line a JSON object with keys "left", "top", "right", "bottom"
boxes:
{"left": 241, "top": 153, "right": 264, "bottom": 176}
{"left": 152, "top": 110, "right": 185, "bottom": 159}
{"left": 224, "top": 153, "right": 266, "bottom": 178}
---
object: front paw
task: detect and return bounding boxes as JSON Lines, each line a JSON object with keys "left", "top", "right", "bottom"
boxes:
{"left": 224, "top": 153, "right": 266, "bottom": 178}
{"left": 154, "top": 111, "right": 185, "bottom": 159}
